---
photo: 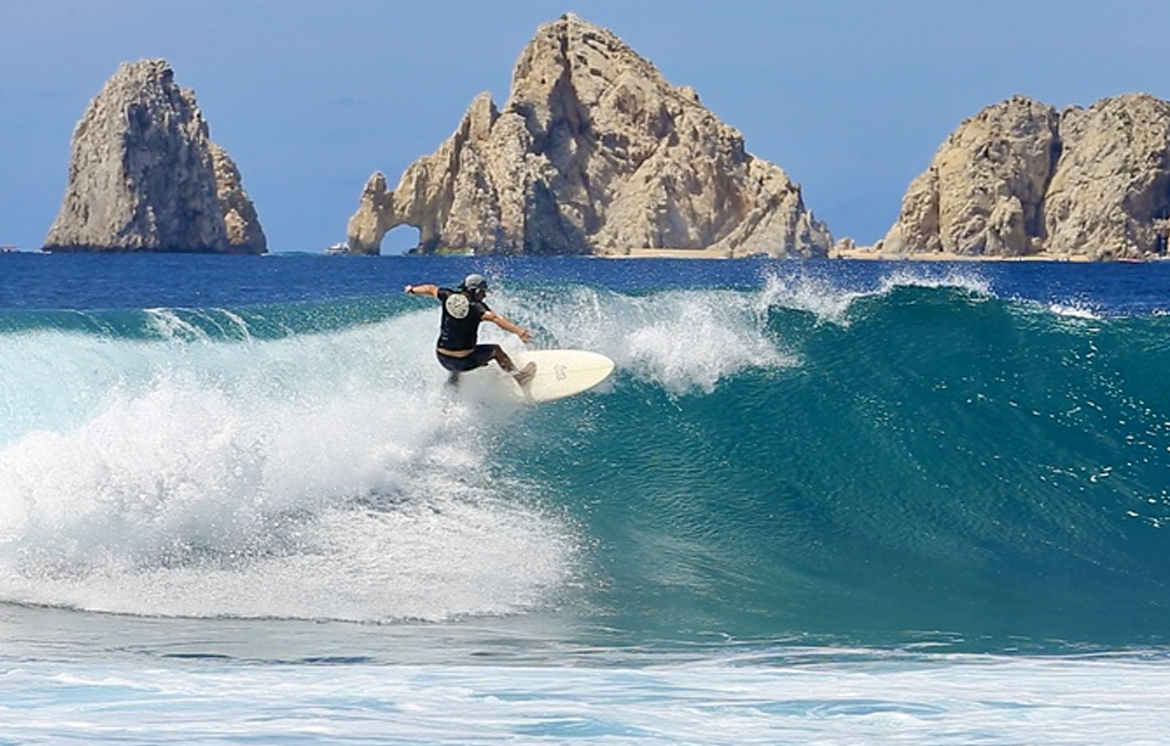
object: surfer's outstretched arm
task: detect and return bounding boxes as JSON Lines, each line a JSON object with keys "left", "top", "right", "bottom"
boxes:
{"left": 403, "top": 283, "right": 438, "bottom": 298}
{"left": 483, "top": 310, "right": 533, "bottom": 343}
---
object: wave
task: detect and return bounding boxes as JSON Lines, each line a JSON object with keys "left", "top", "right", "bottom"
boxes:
{"left": 2, "top": 275, "right": 1169, "bottom": 644}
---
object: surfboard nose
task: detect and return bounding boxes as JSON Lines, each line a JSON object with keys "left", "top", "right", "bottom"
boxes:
{"left": 512, "top": 349, "right": 614, "bottom": 402}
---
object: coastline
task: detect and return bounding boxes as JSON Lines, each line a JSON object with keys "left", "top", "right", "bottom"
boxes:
{"left": 830, "top": 248, "right": 1097, "bottom": 262}
{"left": 609, "top": 246, "right": 1107, "bottom": 262}
{"left": 610, "top": 247, "right": 733, "bottom": 259}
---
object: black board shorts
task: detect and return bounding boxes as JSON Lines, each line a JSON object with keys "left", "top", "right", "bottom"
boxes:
{"left": 436, "top": 345, "right": 497, "bottom": 373}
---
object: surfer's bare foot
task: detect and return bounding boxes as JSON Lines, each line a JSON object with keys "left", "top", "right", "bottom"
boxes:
{"left": 514, "top": 361, "right": 536, "bottom": 387}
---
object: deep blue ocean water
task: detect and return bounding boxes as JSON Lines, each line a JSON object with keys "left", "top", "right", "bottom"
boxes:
{"left": 2, "top": 252, "right": 1170, "bottom": 743}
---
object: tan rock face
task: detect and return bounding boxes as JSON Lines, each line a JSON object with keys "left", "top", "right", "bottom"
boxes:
{"left": 211, "top": 143, "right": 267, "bottom": 254}
{"left": 881, "top": 95, "right": 1060, "bottom": 257}
{"left": 879, "top": 93, "right": 1170, "bottom": 260}
{"left": 347, "top": 13, "right": 830, "bottom": 257}
{"left": 44, "top": 59, "right": 266, "bottom": 254}
{"left": 1045, "top": 94, "right": 1170, "bottom": 260}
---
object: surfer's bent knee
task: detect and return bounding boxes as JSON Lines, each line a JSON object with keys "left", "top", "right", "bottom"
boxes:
{"left": 492, "top": 345, "right": 518, "bottom": 372}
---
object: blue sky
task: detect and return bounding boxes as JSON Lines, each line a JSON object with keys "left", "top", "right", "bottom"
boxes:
{"left": 3, "top": 0, "right": 1170, "bottom": 253}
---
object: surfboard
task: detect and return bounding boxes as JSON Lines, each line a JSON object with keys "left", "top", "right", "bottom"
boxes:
{"left": 509, "top": 349, "right": 615, "bottom": 402}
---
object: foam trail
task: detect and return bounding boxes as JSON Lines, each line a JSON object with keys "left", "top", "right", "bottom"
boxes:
{"left": 500, "top": 285, "right": 796, "bottom": 395}
{"left": 0, "top": 310, "right": 577, "bottom": 621}
{"left": 498, "top": 271, "right": 992, "bottom": 395}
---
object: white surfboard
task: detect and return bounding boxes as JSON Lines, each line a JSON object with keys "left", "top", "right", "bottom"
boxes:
{"left": 509, "top": 349, "right": 615, "bottom": 402}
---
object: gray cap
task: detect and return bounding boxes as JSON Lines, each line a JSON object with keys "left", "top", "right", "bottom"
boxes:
{"left": 462, "top": 273, "right": 488, "bottom": 291}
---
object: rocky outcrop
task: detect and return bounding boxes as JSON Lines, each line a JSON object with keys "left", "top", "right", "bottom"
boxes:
{"left": 44, "top": 59, "right": 266, "bottom": 254}
{"left": 876, "top": 93, "right": 1170, "bottom": 260}
{"left": 210, "top": 143, "right": 266, "bottom": 254}
{"left": 1044, "top": 94, "right": 1170, "bottom": 259}
{"left": 347, "top": 13, "right": 830, "bottom": 257}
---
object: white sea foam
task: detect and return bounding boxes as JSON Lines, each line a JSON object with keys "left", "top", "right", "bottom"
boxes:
{"left": 143, "top": 306, "right": 254, "bottom": 341}
{"left": 751, "top": 265, "right": 994, "bottom": 329}
{"left": 877, "top": 265, "right": 994, "bottom": 296}
{"left": 0, "top": 311, "right": 576, "bottom": 621}
{"left": 1049, "top": 301, "right": 1102, "bottom": 320}
{"left": 2, "top": 650, "right": 1169, "bottom": 745}
{"left": 499, "top": 286, "right": 796, "bottom": 396}
{"left": 758, "top": 270, "right": 863, "bottom": 323}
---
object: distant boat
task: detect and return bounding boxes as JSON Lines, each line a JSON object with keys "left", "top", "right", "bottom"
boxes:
{"left": 325, "top": 242, "right": 349, "bottom": 255}
{"left": 0, "top": 245, "right": 17, "bottom": 253}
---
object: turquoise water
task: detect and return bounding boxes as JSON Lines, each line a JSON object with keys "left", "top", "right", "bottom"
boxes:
{"left": 2, "top": 254, "right": 1169, "bottom": 743}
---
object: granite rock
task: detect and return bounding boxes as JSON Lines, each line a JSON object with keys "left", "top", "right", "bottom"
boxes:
{"left": 211, "top": 142, "right": 267, "bottom": 255}
{"left": 1044, "top": 94, "right": 1170, "bottom": 260}
{"left": 44, "top": 59, "right": 265, "bottom": 254}
{"left": 347, "top": 14, "right": 830, "bottom": 257}
{"left": 876, "top": 93, "right": 1170, "bottom": 260}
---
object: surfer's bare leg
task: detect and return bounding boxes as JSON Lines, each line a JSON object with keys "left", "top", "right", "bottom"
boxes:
{"left": 492, "top": 345, "right": 535, "bottom": 385}
{"left": 491, "top": 345, "right": 518, "bottom": 373}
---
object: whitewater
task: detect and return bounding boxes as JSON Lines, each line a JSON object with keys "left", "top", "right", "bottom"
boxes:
{"left": 1, "top": 253, "right": 1169, "bottom": 744}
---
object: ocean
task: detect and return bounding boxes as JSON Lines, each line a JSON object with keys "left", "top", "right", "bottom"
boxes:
{"left": 2, "top": 252, "right": 1169, "bottom": 744}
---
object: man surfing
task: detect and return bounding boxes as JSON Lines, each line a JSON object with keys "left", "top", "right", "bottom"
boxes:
{"left": 404, "top": 273, "right": 536, "bottom": 385}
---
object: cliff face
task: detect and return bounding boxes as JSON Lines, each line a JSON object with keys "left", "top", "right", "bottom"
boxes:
{"left": 1044, "top": 94, "right": 1170, "bottom": 259}
{"left": 44, "top": 59, "right": 266, "bottom": 254}
{"left": 210, "top": 142, "right": 266, "bottom": 255}
{"left": 347, "top": 13, "right": 830, "bottom": 257}
{"left": 878, "top": 93, "right": 1170, "bottom": 260}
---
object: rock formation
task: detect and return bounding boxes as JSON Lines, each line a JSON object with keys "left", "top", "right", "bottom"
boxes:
{"left": 44, "top": 59, "right": 266, "bottom": 254}
{"left": 1044, "top": 94, "right": 1170, "bottom": 259}
{"left": 210, "top": 142, "right": 266, "bottom": 254}
{"left": 876, "top": 93, "right": 1170, "bottom": 260}
{"left": 347, "top": 13, "right": 830, "bottom": 257}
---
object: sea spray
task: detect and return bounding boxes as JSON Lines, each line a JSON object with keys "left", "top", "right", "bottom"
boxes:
{"left": 0, "top": 309, "right": 578, "bottom": 620}
{"left": 501, "top": 284, "right": 797, "bottom": 395}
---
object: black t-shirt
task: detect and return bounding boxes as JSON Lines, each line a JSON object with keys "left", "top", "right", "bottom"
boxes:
{"left": 436, "top": 287, "right": 489, "bottom": 350}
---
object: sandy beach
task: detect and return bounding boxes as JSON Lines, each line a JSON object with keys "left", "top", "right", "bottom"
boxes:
{"left": 610, "top": 246, "right": 1106, "bottom": 261}
{"left": 830, "top": 247, "right": 1098, "bottom": 262}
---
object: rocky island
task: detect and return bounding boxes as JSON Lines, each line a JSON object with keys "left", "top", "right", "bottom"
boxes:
{"left": 34, "top": 18, "right": 1170, "bottom": 262}
{"left": 863, "top": 93, "right": 1170, "bottom": 261}
{"left": 346, "top": 13, "right": 831, "bottom": 258}
{"left": 43, "top": 59, "right": 266, "bottom": 254}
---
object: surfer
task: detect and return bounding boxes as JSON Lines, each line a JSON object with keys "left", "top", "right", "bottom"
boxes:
{"left": 404, "top": 273, "right": 536, "bottom": 385}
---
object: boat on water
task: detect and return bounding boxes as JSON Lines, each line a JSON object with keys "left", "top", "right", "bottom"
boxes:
{"left": 325, "top": 242, "right": 349, "bottom": 255}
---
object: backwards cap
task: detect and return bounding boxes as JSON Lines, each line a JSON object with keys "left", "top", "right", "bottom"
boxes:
{"left": 461, "top": 273, "right": 488, "bottom": 292}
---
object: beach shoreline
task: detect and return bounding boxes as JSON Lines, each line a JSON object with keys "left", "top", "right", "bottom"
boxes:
{"left": 830, "top": 248, "right": 1098, "bottom": 262}
{"left": 609, "top": 246, "right": 1112, "bottom": 262}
